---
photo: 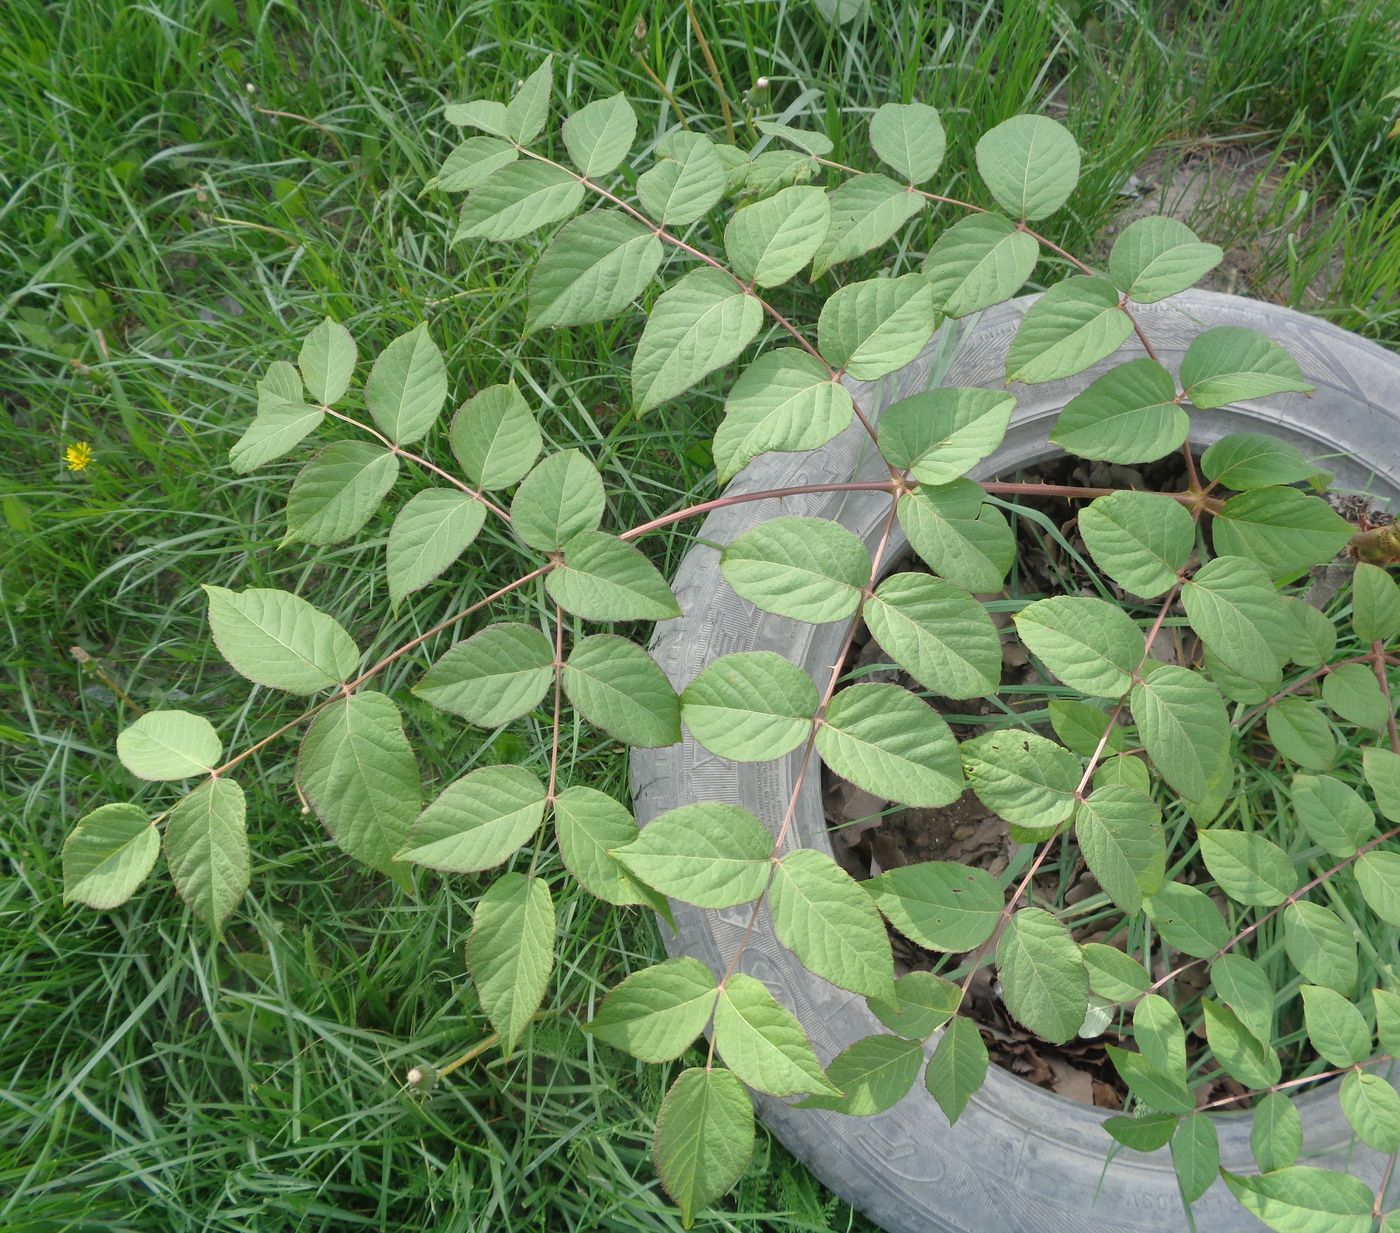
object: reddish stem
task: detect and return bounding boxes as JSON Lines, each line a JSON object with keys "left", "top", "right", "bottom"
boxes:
{"left": 1196, "top": 1054, "right": 1395, "bottom": 1111}
{"left": 546, "top": 603, "right": 565, "bottom": 803}
{"left": 1147, "top": 821, "right": 1400, "bottom": 996}
{"left": 322, "top": 406, "right": 510, "bottom": 522}
{"left": 213, "top": 565, "right": 551, "bottom": 776}
{"left": 1371, "top": 640, "right": 1400, "bottom": 755}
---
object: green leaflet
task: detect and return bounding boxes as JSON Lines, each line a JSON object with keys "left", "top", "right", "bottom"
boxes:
{"left": 809, "top": 173, "right": 925, "bottom": 278}
{"left": 1300, "top": 984, "right": 1372, "bottom": 1067}
{"left": 1283, "top": 596, "right": 1340, "bottom": 667}
{"left": 713, "top": 974, "right": 837, "bottom": 1097}
{"left": 1339, "top": 1071, "right": 1400, "bottom": 1152}
{"left": 864, "top": 860, "right": 1002, "bottom": 952}
{"left": 450, "top": 383, "right": 542, "bottom": 490}
{"left": 1202, "top": 998, "right": 1281, "bottom": 1090}
{"left": 1095, "top": 753, "right": 1152, "bottom": 794}
{"left": 712, "top": 347, "right": 854, "bottom": 482}
{"left": 723, "top": 186, "right": 831, "bottom": 287}
{"left": 1321, "top": 662, "right": 1390, "bottom": 729}
{"left": 1134, "top": 994, "right": 1186, "bottom": 1081}
{"left": 363, "top": 323, "right": 447, "bottom": 445}
{"left": 1106, "top": 1046, "right": 1194, "bottom": 1113}
{"left": 563, "top": 634, "right": 680, "bottom": 748}
{"left": 869, "top": 102, "right": 945, "bottom": 183}
{"left": 632, "top": 267, "right": 762, "bottom": 413}
{"left": 588, "top": 957, "right": 718, "bottom": 1061}
{"left": 385, "top": 489, "right": 486, "bottom": 605}
{"left": 1211, "top": 954, "right": 1275, "bottom": 1044}
{"left": 1005, "top": 275, "right": 1132, "bottom": 384}
{"left": 116, "top": 709, "right": 221, "bottom": 780}
{"left": 1180, "top": 326, "right": 1315, "bottom": 408}
{"left": 259, "top": 357, "right": 303, "bottom": 402}
{"left": 163, "top": 777, "right": 249, "bottom": 931}
{"left": 443, "top": 98, "right": 510, "bottom": 135}
{"left": 1291, "top": 774, "right": 1375, "bottom": 858}
{"left": 876, "top": 387, "right": 1015, "bottom": 485}
{"left": 547, "top": 531, "right": 681, "bottom": 622}
{"left": 1374, "top": 988, "right": 1400, "bottom": 1057}
{"left": 298, "top": 317, "right": 357, "bottom": 405}
{"left": 974, "top": 113, "right": 1080, "bottom": 220}
{"left": 455, "top": 162, "right": 584, "bottom": 242}
{"left": 1356, "top": 850, "right": 1400, "bottom": 925}
{"left": 1048, "top": 359, "right": 1187, "bottom": 464}
{"left": 62, "top": 803, "right": 159, "bottom": 910}
{"left": 613, "top": 803, "right": 771, "bottom": 908}
{"left": 203, "top": 585, "right": 359, "bottom": 695}
{"left": 679, "top": 651, "right": 818, "bottom": 762}
{"left": 753, "top": 121, "right": 833, "bottom": 158}
{"left": 1365, "top": 747, "right": 1400, "bottom": 823}
{"left": 815, "top": 683, "right": 963, "bottom": 807}
{"left": 436, "top": 135, "right": 517, "bottom": 191}
{"left": 510, "top": 449, "right": 606, "bottom": 551}
{"left": 1129, "top": 665, "right": 1229, "bottom": 803}
{"left": 415, "top": 623, "right": 554, "bottom": 728}
{"left": 897, "top": 480, "right": 1014, "bottom": 592}
{"left": 864, "top": 572, "right": 1001, "bottom": 698}
{"left": 1074, "top": 785, "right": 1165, "bottom": 914}
{"left": 1081, "top": 943, "right": 1149, "bottom": 1002}
{"left": 552, "top": 786, "right": 659, "bottom": 908}
{"left": 817, "top": 274, "right": 937, "bottom": 380}
{"left": 1283, "top": 901, "right": 1358, "bottom": 994}
{"left": 1108, "top": 216, "right": 1222, "bottom": 303}
{"left": 1251, "top": 1091, "right": 1303, "bottom": 1173}
{"left": 527, "top": 212, "right": 663, "bottom": 331}
{"left": 284, "top": 440, "right": 399, "bottom": 546}
{"left": 1013, "top": 595, "right": 1144, "bottom": 696}
{"left": 1078, "top": 489, "right": 1193, "bottom": 598}
{"left": 636, "top": 131, "right": 726, "bottom": 225}
{"left": 923, "top": 213, "right": 1038, "bottom": 318}
{"left": 1201, "top": 432, "right": 1318, "bottom": 491}
{"left": 1171, "top": 1114, "right": 1220, "bottom": 1206}
{"left": 467, "top": 873, "right": 555, "bottom": 1056}
{"left": 1049, "top": 698, "right": 1131, "bottom": 757}
{"left": 1266, "top": 697, "right": 1337, "bottom": 770}
{"left": 397, "top": 765, "right": 546, "bottom": 873}
{"left": 797, "top": 1034, "right": 923, "bottom": 1115}
{"left": 561, "top": 93, "right": 636, "bottom": 177}
{"left": 1143, "top": 881, "right": 1229, "bottom": 958}
{"left": 721, "top": 516, "right": 869, "bottom": 622}
{"left": 771, "top": 848, "right": 895, "bottom": 999}
{"left": 505, "top": 57, "right": 552, "bottom": 143}
{"left": 924, "top": 1015, "right": 988, "bottom": 1124}
{"left": 229, "top": 387, "right": 325, "bottom": 474}
{"left": 1352, "top": 562, "right": 1400, "bottom": 643}
{"left": 1221, "top": 1167, "right": 1374, "bottom": 1233}
{"left": 1181, "top": 556, "right": 1292, "bottom": 685}
{"left": 1104, "top": 1112, "right": 1180, "bottom": 1152}
{"left": 654, "top": 1068, "right": 754, "bottom": 1229}
{"left": 962, "top": 728, "right": 1080, "bottom": 832}
{"left": 1197, "top": 828, "right": 1297, "bottom": 907}
{"left": 996, "top": 908, "right": 1087, "bottom": 1044}
{"left": 725, "top": 147, "right": 814, "bottom": 200}
{"left": 868, "top": 971, "right": 961, "bottom": 1038}
{"left": 299, "top": 691, "right": 419, "bottom": 884}
{"left": 1212, "top": 486, "right": 1354, "bottom": 580}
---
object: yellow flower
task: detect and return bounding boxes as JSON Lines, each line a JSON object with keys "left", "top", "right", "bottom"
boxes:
{"left": 64, "top": 441, "right": 93, "bottom": 472}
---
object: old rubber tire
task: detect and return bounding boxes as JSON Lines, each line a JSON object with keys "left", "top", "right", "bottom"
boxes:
{"left": 631, "top": 290, "right": 1400, "bottom": 1233}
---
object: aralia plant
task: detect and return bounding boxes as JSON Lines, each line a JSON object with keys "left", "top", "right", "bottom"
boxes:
{"left": 67, "top": 59, "right": 1400, "bottom": 1230}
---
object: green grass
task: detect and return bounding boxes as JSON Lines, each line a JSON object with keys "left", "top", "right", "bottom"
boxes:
{"left": 2, "top": 1, "right": 1396, "bottom": 1229}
